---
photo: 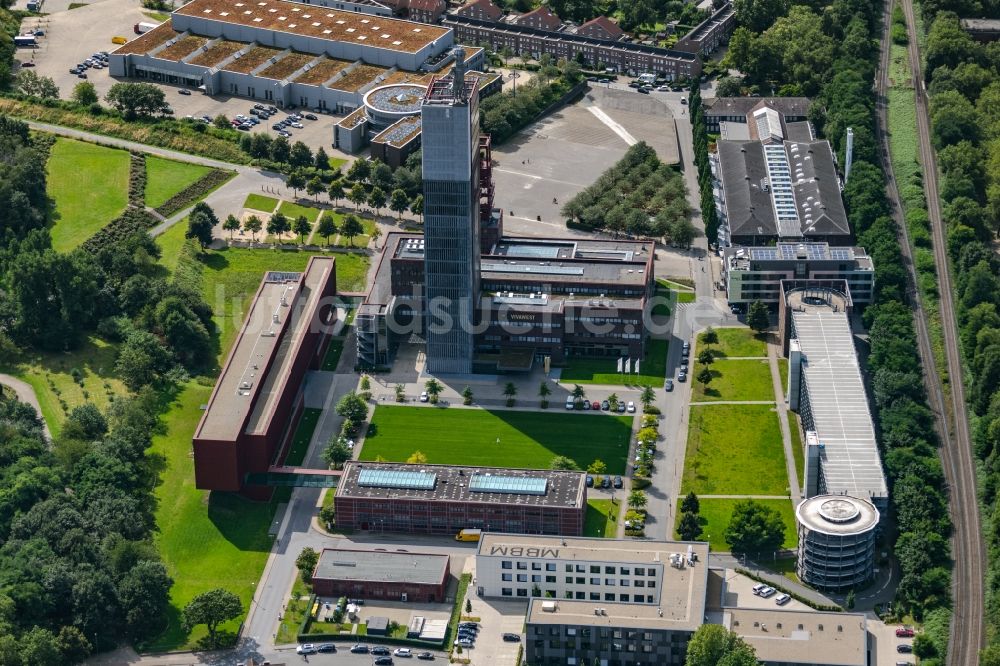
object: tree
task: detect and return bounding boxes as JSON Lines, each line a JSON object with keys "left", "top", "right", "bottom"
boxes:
{"left": 724, "top": 499, "right": 786, "bottom": 555}
{"left": 627, "top": 490, "right": 647, "bottom": 510}
{"left": 538, "top": 381, "right": 551, "bottom": 407}
{"left": 287, "top": 170, "right": 306, "bottom": 198}
{"left": 410, "top": 193, "right": 424, "bottom": 220}
{"left": 685, "top": 624, "right": 757, "bottom": 666}
{"left": 306, "top": 176, "right": 324, "bottom": 201}
{"left": 266, "top": 211, "right": 290, "bottom": 239}
{"left": 323, "top": 437, "right": 352, "bottom": 469}
{"left": 186, "top": 205, "right": 217, "bottom": 250}
{"left": 72, "top": 80, "right": 98, "bottom": 106}
{"left": 462, "top": 385, "right": 474, "bottom": 405}
{"left": 14, "top": 70, "right": 58, "bottom": 99}
{"left": 425, "top": 378, "right": 443, "bottom": 404}
{"left": 328, "top": 180, "right": 346, "bottom": 207}
{"left": 698, "top": 349, "right": 714, "bottom": 365}
{"left": 182, "top": 588, "right": 242, "bottom": 648}
{"left": 336, "top": 391, "right": 368, "bottom": 423}
{"left": 715, "top": 76, "right": 744, "bottom": 97}
{"left": 733, "top": 0, "right": 789, "bottom": 32}
{"left": 407, "top": 450, "right": 428, "bottom": 464}
{"left": 696, "top": 366, "right": 713, "bottom": 388}
{"left": 678, "top": 511, "right": 703, "bottom": 541}
{"left": 503, "top": 381, "right": 518, "bottom": 406}
{"left": 116, "top": 330, "right": 173, "bottom": 390}
{"left": 296, "top": 547, "right": 319, "bottom": 582}
{"left": 270, "top": 135, "right": 291, "bottom": 163}
{"left": 702, "top": 327, "right": 718, "bottom": 346}
{"left": 314, "top": 146, "right": 331, "bottom": 170}
{"left": 105, "top": 82, "right": 168, "bottom": 119}
{"left": 213, "top": 114, "right": 230, "bottom": 130}
{"left": 349, "top": 183, "right": 367, "bottom": 210}
{"left": 371, "top": 226, "right": 382, "bottom": 249}
{"left": 571, "top": 384, "right": 586, "bottom": 404}
{"left": 340, "top": 214, "right": 364, "bottom": 246}
{"left": 64, "top": 403, "right": 108, "bottom": 441}
{"left": 640, "top": 385, "right": 655, "bottom": 409}
{"left": 293, "top": 215, "right": 311, "bottom": 244}
{"left": 608, "top": 392, "right": 620, "bottom": 410}
{"left": 317, "top": 214, "right": 338, "bottom": 245}
{"left": 747, "top": 300, "right": 769, "bottom": 332}
{"left": 244, "top": 215, "right": 263, "bottom": 241}
{"left": 550, "top": 455, "right": 580, "bottom": 470}
{"left": 368, "top": 186, "right": 387, "bottom": 216}
{"left": 680, "top": 491, "right": 700, "bottom": 514}
{"left": 588, "top": 460, "right": 608, "bottom": 476}
{"left": 390, "top": 188, "right": 410, "bottom": 219}
{"left": 222, "top": 214, "right": 241, "bottom": 239}
{"left": 347, "top": 156, "right": 371, "bottom": 182}
{"left": 290, "top": 141, "right": 313, "bottom": 169}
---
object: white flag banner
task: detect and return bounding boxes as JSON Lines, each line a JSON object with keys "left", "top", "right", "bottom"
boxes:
{"left": 635, "top": 360, "right": 640, "bottom": 374}
{"left": 624, "top": 358, "right": 631, "bottom": 374}
{"left": 617, "top": 357, "right": 623, "bottom": 373}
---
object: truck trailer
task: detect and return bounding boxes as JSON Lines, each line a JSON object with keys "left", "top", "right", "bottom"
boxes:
{"left": 133, "top": 21, "right": 159, "bottom": 34}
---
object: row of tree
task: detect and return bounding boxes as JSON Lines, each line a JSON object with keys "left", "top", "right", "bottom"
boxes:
{"left": 561, "top": 141, "right": 695, "bottom": 244}
{"left": 480, "top": 57, "right": 583, "bottom": 143}
{"left": 689, "top": 83, "right": 720, "bottom": 247}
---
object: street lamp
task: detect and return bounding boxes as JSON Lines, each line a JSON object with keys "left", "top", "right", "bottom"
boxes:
{"left": 507, "top": 71, "right": 520, "bottom": 97}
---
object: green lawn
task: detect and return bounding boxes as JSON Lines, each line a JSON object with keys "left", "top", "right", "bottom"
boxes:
{"left": 682, "top": 404, "right": 788, "bottom": 495}
{"left": 691, "top": 359, "right": 774, "bottom": 402}
{"left": 700, "top": 328, "right": 767, "bottom": 358}
{"left": 0, "top": 336, "right": 128, "bottom": 438}
{"left": 787, "top": 411, "right": 804, "bottom": 490}
{"left": 145, "top": 156, "right": 213, "bottom": 209}
{"left": 361, "top": 406, "right": 633, "bottom": 473}
{"left": 155, "top": 220, "right": 189, "bottom": 274}
{"left": 48, "top": 138, "right": 130, "bottom": 252}
{"left": 285, "top": 408, "right": 322, "bottom": 467}
{"left": 180, "top": 245, "right": 368, "bottom": 354}
{"left": 321, "top": 338, "right": 345, "bottom": 371}
{"left": 777, "top": 358, "right": 788, "bottom": 396}
{"left": 675, "top": 498, "right": 797, "bottom": 552}
{"left": 560, "top": 338, "right": 668, "bottom": 387}
{"left": 676, "top": 291, "right": 696, "bottom": 304}
{"left": 144, "top": 383, "right": 278, "bottom": 651}
{"left": 584, "top": 499, "right": 620, "bottom": 538}
{"left": 278, "top": 200, "right": 323, "bottom": 223}
{"left": 243, "top": 193, "right": 280, "bottom": 212}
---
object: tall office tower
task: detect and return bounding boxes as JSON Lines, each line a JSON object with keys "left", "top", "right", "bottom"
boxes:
{"left": 420, "top": 48, "right": 481, "bottom": 374}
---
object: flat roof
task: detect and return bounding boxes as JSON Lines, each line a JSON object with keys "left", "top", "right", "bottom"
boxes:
{"left": 796, "top": 495, "right": 880, "bottom": 536}
{"left": 724, "top": 243, "right": 874, "bottom": 272}
{"left": 337, "top": 462, "right": 586, "bottom": 509}
{"left": 223, "top": 45, "right": 284, "bottom": 73}
{"left": 293, "top": 56, "right": 350, "bottom": 85}
{"left": 724, "top": 608, "right": 867, "bottom": 666}
{"left": 314, "top": 548, "right": 449, "bottom": 585}
{"left": 174, "top": 0, "right": 450, "bottom": 54}
{"left": 372, "top": 115, "right": 422, "bottom": 147}
{"left": 187, "top": 38, "right": 245, "bottom": 67}
{"left": 112, "top": 20, "right": 178, "bottom": 55}
{"left": 157, "top": 34, "right": 209, "bottom": 61}
{"left": 479, "top": 535, "right": 709, "bottom": 566}
{"left": 258, "top": 51, "right": 315, "bottom": 80}
{"left": 194, "top": 257, "right": 335, "bottom": 442}
{"left": 330, "top": 63, "right": 388, "bottom": 92}
{"left": 791, "top": 305, "right": 887, "bottom": 503}
{"left": 704, "top": 96, "right": 811, "bottom": 118}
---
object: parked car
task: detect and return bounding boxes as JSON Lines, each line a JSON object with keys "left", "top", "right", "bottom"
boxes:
{"left": 272, "top": 123, "right": 283, "bottom": 130}
{"left": 759, "top": 587, "right": 777, "bottom": 598}
{"left": 459, "top": 622, "right": 479, "bottom": 629}
{"left": 613, "top": 475, "right": 623, "bottom": 489}
{"left": 502, "top": 633, "right": 521, "bottom": 642}
{"left": 617, "top": 402, "right": 626, "bottom": 412}
{"left": 682, "top": 341, "right": 690, "bottom": 352}
{"left": 664, "top": 379, "right": 674, "bottom": 391}
{"left": 637, "top": 87, "right": 650, "bottom": 94}
{"left": 420, "top": 391, "right": 429, "bottom": 402}
{"left": 455, "top": 639, "right": 474, "bottom": 648}
{"left": 678, "top": 370, "right": 687, "bottom": 382}
{"left": 375, "top": 657, "right": 394, "bottom": 666}
{"left": 290, "top": 121, "right": 304, "bottom": 128}
{"left": 897, "top": 645, "right": 912, "bottom": 653}
{"left": 586, "top": 475, "right": 594, "bottom": 487}
{"left": 178, "top": 88, "right": 191, "bottom": 95}
{"left": 566, "top": 397, "right": 575, "bottom": 410}
{"left": 253, "top": 103, "right": 266, "bottom": 110}
{"left": 394, "top": 648, "right": 413, "bottom": 657}
{"left": 775, "top": 593, "right": 791, "bottom": 605}
{"left": 317, "top": 643, "right": 335, "bottom": 652}
{"left": 601, "top": 400, "right": 610, "bottom": 410}
{"left": 895, "top": 627, "right": 915, "bottom": 638}
{"left": 77, "top": 72, "right": 87, "bottom": 78}
{"left": 350, "top": 644, "right": 369, "bottom": 653}
{"left": 372, "top": 646, "right": 391, "bottom": 655}
{"left": 417, "top": 653, "right": 435, "bottom": 660}
{"left": 600, "top": 477, "right": 610, "bottom": 489}
{"left": 583, "top": 400, "right": 591, "bottom": 410}
{"left": 19, "top": 61, "right": 34, "bottom": 67}
{"left": 304, "top": 113, "right": 318, "bottom": 120}
{"left": 278, "top": 130, "right": 292, "bottom": 138}
{"left": 296, "top": 644, "right": 317, "bottom": 655}
{"left": 626, "top": 401, "right": 636, "bottom": 413}
{"left": 751, "top": 583, "right": 767, "bottom": 595}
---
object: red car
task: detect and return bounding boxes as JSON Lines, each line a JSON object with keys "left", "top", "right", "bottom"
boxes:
{"left": 895, "top": 627, "right": 915, "bottom": 638}
{"left": 591, "top": 401, "right": 601, "bottom": 411}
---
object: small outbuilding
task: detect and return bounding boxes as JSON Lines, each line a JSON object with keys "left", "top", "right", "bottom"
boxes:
{"left": 311, "top": 548, "right": 450, "bottom": 603}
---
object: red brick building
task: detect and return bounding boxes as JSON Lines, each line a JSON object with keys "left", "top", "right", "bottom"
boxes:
{"left": 576, "top": 16, "right": 623, "bottom": 41}
{"left": 405, "top": 0, "right": 447, "bottom": 23}
{"left": 192, "top": 256, "right": 338, "bottom": 499}
{"left": 511, "top": 5, "right": 562, "bottom": 30}
{"left": 456, "top": 0, "right": 503, "bottom": 21}
{"left": 334, "top": 462, "right": 587, "bottom": 536}
{"left": 312, "top": 548, "right": 451, "bottom": 602}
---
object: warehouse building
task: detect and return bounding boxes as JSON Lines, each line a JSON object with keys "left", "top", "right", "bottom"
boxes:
{"left": 702, "top": 96, "right": 811, "bottom": 134}
{"left": 333, "top": 462, "right": 587, "bottom": 535}
{"left": 712, "top": 103, "right": 850, "bottom": 247}
{"left": 109, "top": 0, "right": 487, "bottom": 113}
{"left": 192, "top": 257, "right": 338, "bottom": 498}
{"left": 311, "top": 548, "right": 450, "bottom": 602}
{"left": 721, "top": 607, "right": 868, "bottom": 666}
{"left": 795, "top": 495, "right": 880, "bottom": 591}
{"left": 722, "top": 242, "right": 874, "bottom": 306}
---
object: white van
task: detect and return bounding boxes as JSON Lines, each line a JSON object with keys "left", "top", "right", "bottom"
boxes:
{"left": 566, "top": 396, "right": 575, "bottom": 410}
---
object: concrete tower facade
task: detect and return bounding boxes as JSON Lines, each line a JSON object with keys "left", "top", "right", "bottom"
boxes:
{"left": 420, "top": 48, "right": 481, "bottom": 374}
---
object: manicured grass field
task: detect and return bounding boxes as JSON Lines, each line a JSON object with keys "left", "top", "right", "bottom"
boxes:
{"left": 2, "top": 336, "right": 128, "bottom": 438}
{"left": 243, "top": 193, "right": 280, "bottom": 212}
{"left": 278, "top": 199, "right": 323, "bottom": 223}
{"left": 691, "top": 359, "right": 774, "bottom": 402}
{"left": 675, "top": 291, "right": 696, "bottom": 304}
{"left": 682, "top": 404, "right": 788, "bottom": 495}
{"left": 48, "top": 138, "right": 130, "bottom": 252}
{"left": 285, "top": 407, "right": 322, "bottom": 467}
{"left": 560, "top": 338, "right": 668, "bottom": 387}
{"left": 361, "top": 406, "right": 632, "bottom": 473}
{"left": 144, "top": 383, "right": 278, "bottom": 651}
{"left": 155, "top": 220, "right": 189, "bottom": 274}
{"left": 145, "top": 156, "right": 213, "bottom": 209}
{"left": 788, "top": 411, "right": 804, "bottom": 490}
{"left": 699, "top": 327, "right": 767, "bottom": 358}
{"left": 777, "top": 357, "right": 788, "bottom": 396}
{"left": 584, "top": 499, "right": 620, "bottom": 538}
{"left": 674, "top": 498, "right": 797, "bottom": 552}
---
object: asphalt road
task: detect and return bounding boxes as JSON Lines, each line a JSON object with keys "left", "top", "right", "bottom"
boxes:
{"left": 876, "top": 0, "right": 985, "bottom": 662}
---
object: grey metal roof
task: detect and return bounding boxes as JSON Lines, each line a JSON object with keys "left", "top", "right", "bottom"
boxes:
{"left": 704, "top": 96, "right": 812, "bottom": 119}
{"left": 792, "top": 311, "right": 888, "bottom": 503}
{"left": 314, "top": 548, "right": 449, "bottom": 585}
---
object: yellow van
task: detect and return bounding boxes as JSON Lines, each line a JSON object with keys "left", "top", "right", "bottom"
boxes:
{"left": 455, "top": 529, "right": 482, "bottom": 542}
{"left": 111, "top": 36, "right": 128, "bottom": 45}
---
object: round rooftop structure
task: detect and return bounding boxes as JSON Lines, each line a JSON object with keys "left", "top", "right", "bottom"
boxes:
{"left": 795, "top": 495, "right": 880, "bottom": 591}
{"left": 363, "top": 83, "right": 427, "bottom": 129}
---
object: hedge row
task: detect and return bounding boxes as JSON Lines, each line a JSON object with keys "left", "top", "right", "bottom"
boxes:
{"left": 128, "top": 151, "right": 146, "bottom": 208}
{"left": 154, "top": 168, "right": 235, "bottom": 218}
{"left": 81, "top": 208, "right": 157, "bottom": 254}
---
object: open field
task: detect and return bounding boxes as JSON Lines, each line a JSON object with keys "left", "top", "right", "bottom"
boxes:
{"left": 48, "top": 138, "right": 129, "bottom": 252}
{"left": 560, "top": 338, "right": 668, "bottom": 387}
{"left": 584, "top": 499, "right": 620, "bottom": 538}
{"left": 699, "top": 328, "right": 767, "bottom": 358}
{"left": 145, "top": 383, "right": 277, "bottom": 651}
{"left": 361, "top": 406, "right": 633, "bottom": 474}
{"left": 145, "top": 156, "right": 213, "bottom": 209}
{"left": 691, "top": 359, "right": 774, "bottom": 402}
{"left": 675, "top": 498, "right": 797, "bottom": 552}
{"left": 682, "top": 405, "right": 788, "bottom": 495}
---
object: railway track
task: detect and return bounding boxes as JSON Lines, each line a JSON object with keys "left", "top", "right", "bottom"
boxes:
{"left": 875, "top": 0, "right": 985, "bottom": 662}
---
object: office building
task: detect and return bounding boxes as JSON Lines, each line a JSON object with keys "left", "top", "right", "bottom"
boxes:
{"left": 703, "top": 96, "right": 811, "bottom": 133}
{"left": 722, "top": 242, "right": 874, "bottom": 305}
{"left": 333, "top": 462, "right": 587, "bottom": 535}
{"left": 722, "top": 607, "right": 868, "bottom": 666}
{"left": 712, "top": 103, "right": 850, "bottom": 247}
{"left": 795, "top": 495, "right": 880, "bottom": 591}
{"left": 311, "top": 548, "right": 450, "bottom": 602}
{"left": 420, "top": 50, "right": 482, "bottom": 374}
{"left": 192, "top": 257, "right": 337, "bottom": 498}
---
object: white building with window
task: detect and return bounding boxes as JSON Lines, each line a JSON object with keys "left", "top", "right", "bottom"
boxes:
{"left": 474, "top": 534, "right": 708, "bottom": 604}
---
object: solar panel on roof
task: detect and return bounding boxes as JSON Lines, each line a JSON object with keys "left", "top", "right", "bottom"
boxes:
{"left": 357, "top": 469, "right": 437, "bottom": 490}
{"left": 469, "top": 474, "right": 548, "bottom": 495}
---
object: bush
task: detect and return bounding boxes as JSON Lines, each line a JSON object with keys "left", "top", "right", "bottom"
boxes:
{"left": 154, "top": 169, "right": 235, "bottom": 217}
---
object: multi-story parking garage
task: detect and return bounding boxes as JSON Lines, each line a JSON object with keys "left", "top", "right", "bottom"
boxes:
{"left": 795, "top": 495, "right": 880, "bottom": 591}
